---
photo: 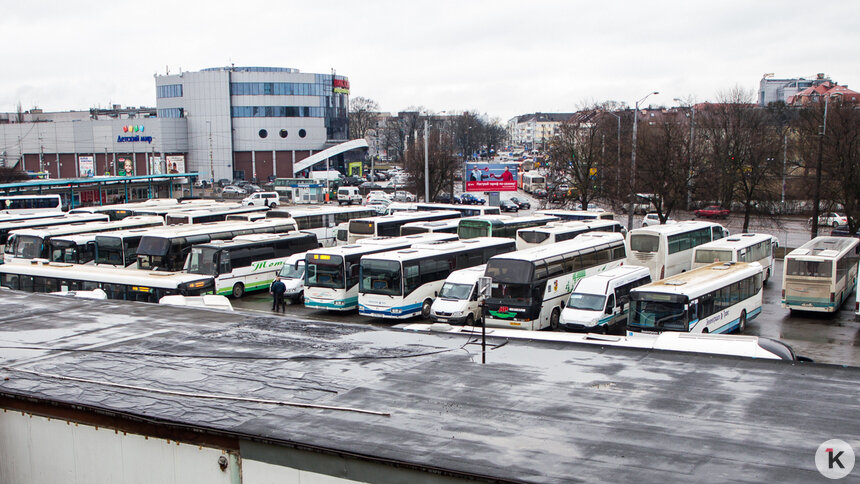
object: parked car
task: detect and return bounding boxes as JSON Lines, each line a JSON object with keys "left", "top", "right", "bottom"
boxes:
{"left": 642, "top": 213, "right": 677, "bottom": 227}
{"left": 365, "top": 190, "right": 392, "bottom": 204}
{"left": 367, "top": 199, "right": 390, "bottom": 215}
{"left": 694, "top": 205, "right": 730, "bottom": 219}
{"left": 509, "top": 197, "right": 531, "bottom": 210}
{"left": 246, "top": 184, "right": 262, "bottom": 193}
{"left": 500, "top": 200, "right": 520, "bottom": 212}
{"left": 392, "top": 191, "right": 416, "bottom": 202}
{"left": 222, "top": 185, "right": 246, "bottom": 196}
{"left": 217, "top": 178, "right": 231, "bottom": 188}
{"left": 532, "top": 188, "right": 548, "bottom": 199}
{"left": 809, "top": 212, "right": 848, "bottom": 228}
{"left": 831, "top": 224, "right": 860, "bottom": 237}
{"left": 242, "top": 192, "right": 279, "bottom": 207}
{"left": 343, "top": 176, "right": 363, "bottom": 186}
{"left": 459, "top": 193, "right": 485, "bottom": 205}
{"left": 434, "top": 193, "right": 460, "bottom": 204}
{"left": 586, "top": 203, "right": 605, "bottom": 213}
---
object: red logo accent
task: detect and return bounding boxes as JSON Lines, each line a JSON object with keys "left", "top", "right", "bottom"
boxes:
{"left": 499, "top": 306, "right": 509, "bottom": 313}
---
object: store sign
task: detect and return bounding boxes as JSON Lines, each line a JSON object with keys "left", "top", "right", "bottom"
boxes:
{"left": 117, "top": 135, "right": 153, "bottom": 143}
{"left": 333, "top": 78, "right": 350, "bottom": 94}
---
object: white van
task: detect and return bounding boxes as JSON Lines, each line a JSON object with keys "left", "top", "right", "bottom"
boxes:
{"left": 429, "top": 265, "right": 486, "bottom": 325}
{"left": 277, "top": 252, "right": 307, "bottom": 302}
{"left": 242, "top": 192, "right": 280, "bottom": 207}
{"left": 559, "top": 265, "right": 652, "bottom": 333}
{"left": 337, "top": 186, "right": 362, "bottom": 205}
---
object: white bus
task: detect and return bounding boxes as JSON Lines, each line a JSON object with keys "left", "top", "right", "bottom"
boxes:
{"left": 347, "top": 211, "right": 461, "bottom": 243}
{"left": 358, "top": 238, "right": 516, "bottom": 319}
{"left": 185, "top": 232, "right": 319, "bottom": 297}
{"left": 0, "top": 213, "right": 109, "bottom": 250}
{"left": 414, "top": 203, "right": 502, "bottom": 217}
{"left": 165, "top": 205, "right": 270, "bottom": 225}
{"left": 303, "top": 233, "right": 458, "bottom": 311}
{"left": 4, "top": 216, "right": 165, "bottom": 262}
{"left": 516, "top": 220, "right": 626, "bottom": 250}
{"left": 782, "top": 236, "right": 860, "bottom": 313}
{"left": 484, "top": 232, "right": 627, "bottom": 330}
{"left": 627, "top": 221, "right": 729, "bottom": 280}
{"left": 69, "top": 198, "right": 220, "bottom": 220}
{"left": 399, "top": 219, "right": 462, "bottom": 236}
{"left": 135, "top": 219, "right": 298, "bottom": 272}
{"left": 0, "top": 194, "right": 62, "bottom": 214}
{"left": 458, "top": 214, "right": 558, "bottom": 239}
{"left": 692, "top": 233, "right": 778, "bottom": 282}
{"left": 536, "top": 209, "right": 616, "bottom": 222}
{"left": 0, "top": 212, "right": 67, "bottom": 224}
{"left": 628, "top": 261, "right": 763, "bottom": 334}
{"left": 521, "top": 172, "right": 546, "bottom": 193}
{"left": 0, "top": 259, "right": 215, "bottom": 303}
{"left": 267, "top": 206, "right": 377, "bottom": 247}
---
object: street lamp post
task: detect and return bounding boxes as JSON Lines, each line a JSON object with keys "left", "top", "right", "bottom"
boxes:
{"left": 627, "top": 91, "right": 659, "bottom": 231}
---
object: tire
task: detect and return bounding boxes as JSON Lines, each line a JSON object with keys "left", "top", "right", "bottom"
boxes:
{"left": 764, "top": 268, "right": 771, "bottom": 283}
{"left": 465, "top": 314, "right": 475, "bottom": 326}
{"left": 232, "top": 283, "right": 245, "bottom": 298}
{"left": 549, "top": 308, "right": 560, "bottom": 330}
{"left": 293, "top": 291, "right": 304, "bottom": 304}
{"left": 738, "top": 310, "right": 747, "bottom": 333}
{"left": 421, "top": 299, "right": 433, "bottom": 319}
{"left": 833, "top": 221, "right": 839, "bottom": 228}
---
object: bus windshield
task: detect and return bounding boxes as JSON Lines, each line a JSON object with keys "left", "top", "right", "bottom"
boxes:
{"left": 786, "top": 259, "right": 832, "bottom": 277}
{"left": 360, "top": 259, "right": 402, "bottom": 296}
{"left": 458, "top": 221, "right": 491, "bottom": 239}
{"left": 95, "top": 237, "right": 124, "bottom": 265}
{"left": 186, "top": 247, "right": 219, "bottom": 276}
{"left": 695, "top": 249, "right": 732, "bottom": 264}
{"left": 439, "top": 282, "right": 472, "bottom": 300}
{"left": 567, "top": 293, "right": 605, "bottom": 311}
{"left": 349, "top": 220, "right": 375, "bottom": 235}
{"left": 306, "top": 255, "right": 345, "bottom": 289}
{"left": 630, "top": 298, "right": 687, "bottom": 331}
{"left": 486, "top": 259, "right": 534, "bottom": 284}
{"left": 630, "top": 234, "right": 659, "bottom": 252}
{"left": 12, "top": 235, "right": 42, "bottom": 258}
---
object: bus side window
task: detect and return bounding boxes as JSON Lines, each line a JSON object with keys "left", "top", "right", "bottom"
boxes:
{"left": 219, "top": 252, "right": 232, "bottom": 275}
{"left": 605, "top": 294, "right": 615, "bottom": 314}
{"left": 688, "top": 300, "right": 698, "bottom": 320}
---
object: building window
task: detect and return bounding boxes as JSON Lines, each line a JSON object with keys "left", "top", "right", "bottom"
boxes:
{"left": 279, "top": 129, "right": 288, "bottom": 138}
{"left": 259, "top": 129, "right": 268, "bottom": 139}
{"left": 298, "top": 129, "right": 307, "bottom": 138}
{"left": 230, "top": 106, "right": 325, "bottom": 118}
{"left": 157, "top": 108, "right": 184, "bottom": 118}
{"left": 157, "top": 84, "right": 183, "bottom": 98}
{"left": 230, "top": 82, "right": 323, "bottom": 97}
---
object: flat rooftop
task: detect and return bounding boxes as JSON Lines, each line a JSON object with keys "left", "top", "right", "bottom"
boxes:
{"left": 0, "top": 289, "right": 857, "bottom": 482}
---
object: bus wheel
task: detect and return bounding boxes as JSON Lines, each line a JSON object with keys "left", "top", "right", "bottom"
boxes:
{"left": 550, "top": 308, "right": 560, "bottom": 330}
{"left": 764, "top": 268, "right": 770, "bottom": 283}
{"left": 738, "top": 310, "right": 746, "bottom": 333}
{"left": 421, "top": 299, "right": 433, "bottom": 318}
{"left": 232, "top": 283, "right": 245, "bottom": 298}
{"left": 465, "top": 314, "right": 475, "bottom": 326}
{"left": 294, "top": 291, "right": 304, "bottom": 304}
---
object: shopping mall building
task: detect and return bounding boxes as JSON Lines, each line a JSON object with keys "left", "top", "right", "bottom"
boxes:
{"left": 0, "top": 67, "right": 363, "bottom": 182}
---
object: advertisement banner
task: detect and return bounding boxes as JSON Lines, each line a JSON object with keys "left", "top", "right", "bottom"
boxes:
{"left": 78, "top": 156, "right": 94, "bottom": 177}
{"left": 149, "top": 156, "right": 164, "bottom": 175}
{"left": 118, "top": 157, "right": 132, "bottom": 176}
{"left": 166, "top": 155, "right": 185, "bottom": 174}
{"left": 465, "top": 163, "right": 518, "bottom": 192}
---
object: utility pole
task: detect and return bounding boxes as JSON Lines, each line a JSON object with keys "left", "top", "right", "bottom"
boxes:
{"left": 208, "top": 121, "right": 214, "bottom": 184}
{"left": 627, "top": 92, "right": 659, "bottom": 231}
{"left": 424, "top": 118, "right": 430, "bottom": 202}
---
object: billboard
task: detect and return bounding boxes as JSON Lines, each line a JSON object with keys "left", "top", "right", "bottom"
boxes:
{"left": 78, "top": 156, "right": 94, "bottom": 177}
{"left": 166, "top": 155, "right": 185, "bottom": 174}
{"left": 465, "top": 163, "right": 518, "bottom": 192}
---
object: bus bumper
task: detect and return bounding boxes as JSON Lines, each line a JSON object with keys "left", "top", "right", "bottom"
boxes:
{"left": 305, "top": 297, "right": 357, "bottom": 311}
{"left": 358, "top": 303, "right": 422, "bottom": 319}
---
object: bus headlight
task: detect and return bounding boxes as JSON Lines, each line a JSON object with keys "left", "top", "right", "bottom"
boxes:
{"left": 334, "top": 300, "right": 344, "bottom": 306}
{"left": 391, "top": 308, "right": 402, "bottom": 314}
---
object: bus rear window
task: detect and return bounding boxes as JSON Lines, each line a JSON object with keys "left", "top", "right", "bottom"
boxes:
{"left": 695, "top": 249, "right": 732, "bottom": 264}
{"left": 630, "top": 234, "right": 659, "bottom": 253}
{"left": 349, "top": 220, "right": 375, "bottom": 235}
{"left": 486, "top": 259, "right": 533, "bottom": 284}
{"left": 518, "top": 231, "right": 550, "bottom": 244}
{"left": 786, "top": 259, "right": 831, "bottom": 277}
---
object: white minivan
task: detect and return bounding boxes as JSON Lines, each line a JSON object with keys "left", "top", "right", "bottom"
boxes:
{"left": 337, "top": 186, "right": 362, "bottom": 205}
{"left": 242, "top": 191, "right": 280, "bottom": 207}
{"left": 277, "top": 252, "right": 307, "bottom": 303}
{"left": 429, "top": 265, "right": 486, "bottom": 325}
{"left": 559, "top": 265, "right": 652, "bottom": 333}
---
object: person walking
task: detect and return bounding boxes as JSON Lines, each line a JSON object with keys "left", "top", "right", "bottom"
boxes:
{"left": 270, "top": 276, "right": 286, "bottom": 313}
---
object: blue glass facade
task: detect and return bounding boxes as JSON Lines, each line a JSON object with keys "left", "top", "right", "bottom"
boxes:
{"left": 231, "top": 82, "right": 324, "bottom": 96}
{"left": 231, "top": 106, "right": 325, "bottom": 118}
{"left": 157, "top": 108, "right": 184, "bottom": 118}
{"left": 156, "top": 84, "right": 183, "bottom": 98}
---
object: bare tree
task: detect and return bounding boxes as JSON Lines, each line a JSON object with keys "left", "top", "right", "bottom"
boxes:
{"left": 0, "top": 167, "right": 29, "bottom": 184}
{"left": 348, "top": 96, "right": 379, "bottom": 140}
{"left": 547, "top": 110, "right": 604, "bottom": 210}
{"left": 403, "top": 128, "right": 459, "bottom": 201}
{"left": 636, "top": 119, "right": 692, "bottom": 222}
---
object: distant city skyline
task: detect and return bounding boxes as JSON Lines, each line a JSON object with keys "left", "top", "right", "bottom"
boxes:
{"left": 1, "top": 1, "right": 857, "bottom": 121}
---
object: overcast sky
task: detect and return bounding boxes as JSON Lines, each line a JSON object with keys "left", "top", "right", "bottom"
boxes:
{"left": 1, "top": 1, "right": 856, "bottom": 122}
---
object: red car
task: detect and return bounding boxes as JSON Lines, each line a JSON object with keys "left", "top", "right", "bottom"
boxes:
{"left": 694, "top": 205, "right": 730, "bottom": 219}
